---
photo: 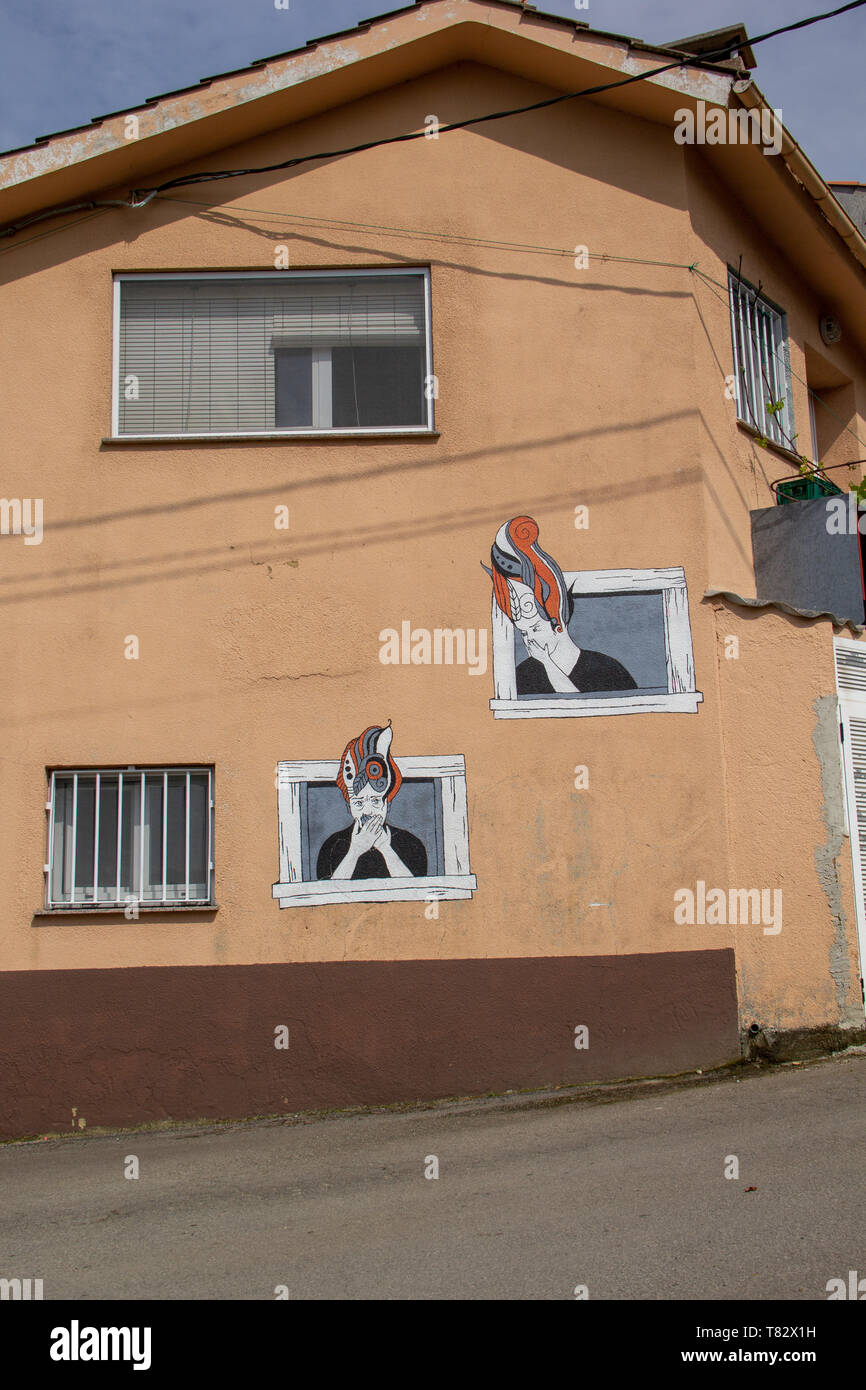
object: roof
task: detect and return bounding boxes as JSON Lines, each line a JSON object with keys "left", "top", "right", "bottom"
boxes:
{"left": 0, "top": 0, "right": 752, "bottom": 163}
{"left": 0, "top": 0, "right": 864, "bottom": 327}
{"left": 662, "top": 24, "right": 757, "bottom": 71}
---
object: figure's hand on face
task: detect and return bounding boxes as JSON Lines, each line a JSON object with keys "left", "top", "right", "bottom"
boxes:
{"left": 351, "top": 815, "right": 385, "bottom": 853}
{"left": 510, "top": 584, "right": 555, "bottom": 658}
{"left": 522, "top": 626, "right": 551, "bottom": 659}
{"left": 518, "top": 617, "right": 555, "bottom": 660}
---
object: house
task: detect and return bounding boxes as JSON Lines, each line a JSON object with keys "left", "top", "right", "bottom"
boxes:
{"left": 1, "top": 0, "right": 865, "bottom": 1140}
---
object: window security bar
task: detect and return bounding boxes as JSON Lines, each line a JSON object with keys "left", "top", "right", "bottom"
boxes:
{"left": 46, "top": 767, "right": 213, "bottom": 908}
{"left": 729, "top": 271, "right": 793, "bottom": 450}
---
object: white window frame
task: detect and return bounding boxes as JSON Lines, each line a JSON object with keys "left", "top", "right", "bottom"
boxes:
{"left": 45, "top": 766, "right": 214, "bottom": 909}
{"left": 272, "top": 754, "right": 476, "bottom": 908}
{"left": 310, "top": 346, "right": 332, "bottom": 429}
{"left": 728, "top": 269, "right": 794, "bottom": 449}
{"left": 111, "top": 268, "right": 435, "bottom": 439}
{"left": 490, "top": 567, "right": 702, "bottom": 719}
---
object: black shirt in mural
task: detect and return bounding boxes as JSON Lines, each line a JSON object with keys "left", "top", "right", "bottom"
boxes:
{"left": 317, "top": 825, "right": 428, "bottom": 880}
{"left": 517, "top": 647, "right": 638, "bottom": 695}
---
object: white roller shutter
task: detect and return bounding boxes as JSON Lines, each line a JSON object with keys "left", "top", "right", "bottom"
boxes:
{"left": 834, "top": 638, "right": 866, "bottom": 1009}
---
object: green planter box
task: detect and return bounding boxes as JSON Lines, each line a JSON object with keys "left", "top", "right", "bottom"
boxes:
{"left": 776, "top": 476, "right": 843, "bottom": 505}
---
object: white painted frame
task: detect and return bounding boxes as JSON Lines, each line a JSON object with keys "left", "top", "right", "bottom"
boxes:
{"left": 490, "top": 567, "right": 702, "bottom": 719}
{"left": 310, "top": 347, "right": 332, "bottom": 429}
{"left": 272, "top": 754, "right": 476, "bottom": 908}
{"left": 111, "top": 267, "right": 434, "bottom": 439}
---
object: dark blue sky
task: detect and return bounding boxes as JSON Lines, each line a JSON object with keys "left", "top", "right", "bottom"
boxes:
{"left": 1, "top": 1, "right": 863, "bottom": 178}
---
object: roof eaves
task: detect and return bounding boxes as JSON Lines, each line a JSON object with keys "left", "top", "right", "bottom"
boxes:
{"left": 0, "top": 1, "right": 751, "bottom": 162}
{"left": 735, "top": 79, "right": 866, "bottom": 278}
{"left": 0, "top": 6, "right": 398, "bottom": 158}
{"left": 88, "top": 101, "right": 161, "bottom": 124}
{"left": 248, "top": 22, "right": 374, "bottom": 64}
{"left": 621, "top": 36, "right": 743, "bottom": 72}
{"left": 662, "top": 23, "right": 757, "bottom": 70}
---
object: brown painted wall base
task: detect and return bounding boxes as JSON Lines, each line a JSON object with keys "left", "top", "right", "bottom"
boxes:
{"left": 0, "top": 951, "right": 739, "bottom": 1140}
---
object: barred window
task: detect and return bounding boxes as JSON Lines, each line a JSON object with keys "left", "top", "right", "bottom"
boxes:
{"left": 728, "top": 270, "right": 794, "bottom": 449}
{"left": 47, "top": 768, "right": 213, "bottom": 908}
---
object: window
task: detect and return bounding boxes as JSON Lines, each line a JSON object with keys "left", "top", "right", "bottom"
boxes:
{"left": 728, "top": 270, "right": 794, "bottom": 449}
{"left": 47, "top": 768, "right": 213, "bottom": 908}
{"left": 490, "top": 568, "right": 703, "bottom": 719}
{"left": 114, "top": 269, "right": 433, "bottom": 437}
{"left": 272, "top": 754, "right": 476, "bottom": 908}
{"left": 805, "top": 344, "right": 857, "bottom": 471}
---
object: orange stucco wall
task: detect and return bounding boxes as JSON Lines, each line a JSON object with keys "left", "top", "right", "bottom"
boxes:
{"left": 1, "top": 56, "right": 865, "bottom": 1040}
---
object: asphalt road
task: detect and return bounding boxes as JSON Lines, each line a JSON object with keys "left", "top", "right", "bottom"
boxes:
{"left": 1, "top": 1053, "right": 864, "bottom": 1300}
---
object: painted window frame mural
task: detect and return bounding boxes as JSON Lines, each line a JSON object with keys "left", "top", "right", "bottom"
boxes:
{"left": 490, "top": 566, "right": 702, "bottom": 719}
{"left": 272, "top": 753, "right": 476, "bottom": 908}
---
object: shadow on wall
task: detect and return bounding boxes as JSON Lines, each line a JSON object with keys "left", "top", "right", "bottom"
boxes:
{"left": 0, "top": 421, "right": 701, "bottom": 607}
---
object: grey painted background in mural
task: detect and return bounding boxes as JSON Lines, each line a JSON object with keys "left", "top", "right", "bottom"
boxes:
{"left": 512, "top": 590, "right": 668, "bottom": 697}
{"left": 303, "top": 779, "right": 444, "bottom": 880}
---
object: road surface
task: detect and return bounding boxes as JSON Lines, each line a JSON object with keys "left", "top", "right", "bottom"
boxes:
{"left": 1, "top": 1053, "right": 863, "bottom": 1299}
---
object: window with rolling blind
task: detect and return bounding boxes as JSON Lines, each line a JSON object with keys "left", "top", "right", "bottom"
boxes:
{"left": 114, "top": 270, "right": 432, "bottom": 437}
{"left": 728, "top": 269, "right": 794, "bottom": 449}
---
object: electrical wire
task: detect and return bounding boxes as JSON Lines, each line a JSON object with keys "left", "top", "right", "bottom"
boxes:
{"left": 692, "top": 265, "right": 866, "bottom": 457}
{"left": 170, "top": 194, "right": 865, "bottom": 446}
{"left": 156, "top": 194, "right": 708, "bottom": 269}
{"left": 128, "top": 0, "right": 866, "bottom": 200}
{"left": 0, "top": 205, "right": 112, "bottom": 252}
{"left": 157, "top": 196, "right": 856, "bottom": 468}
{"left": 2, "top": 0, "right": 863, "bottom": 242}
{"left": 5, "top": 184, "right": 858, "bottom": 465}
{"left": 3, "top": 183, "right": 859, "bottom": 468}
{"left": 1, "top": 2, "right": 863, "bottom": 471}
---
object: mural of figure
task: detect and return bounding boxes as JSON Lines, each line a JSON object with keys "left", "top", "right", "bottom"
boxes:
{"left": 317, "top": 723, "right": 428, "bottom": 880}
{"left": 485, "top": 516, "right": 638, "bottom": 694}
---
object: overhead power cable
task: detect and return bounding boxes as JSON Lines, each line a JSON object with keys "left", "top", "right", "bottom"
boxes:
{"left": 165, "top": 193, "right": 860, "bottom": 460}
{"left": 1, "top": 1, "right": 864, "bottom": 244}
{"left": 131, "top": 0, "right": 866, "bottom": 200}
{"left": 157, "top": 194, "right": 709, "bottom": 267}
{"left": 691, "top": 266, "right": 866, "bottom": 455}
